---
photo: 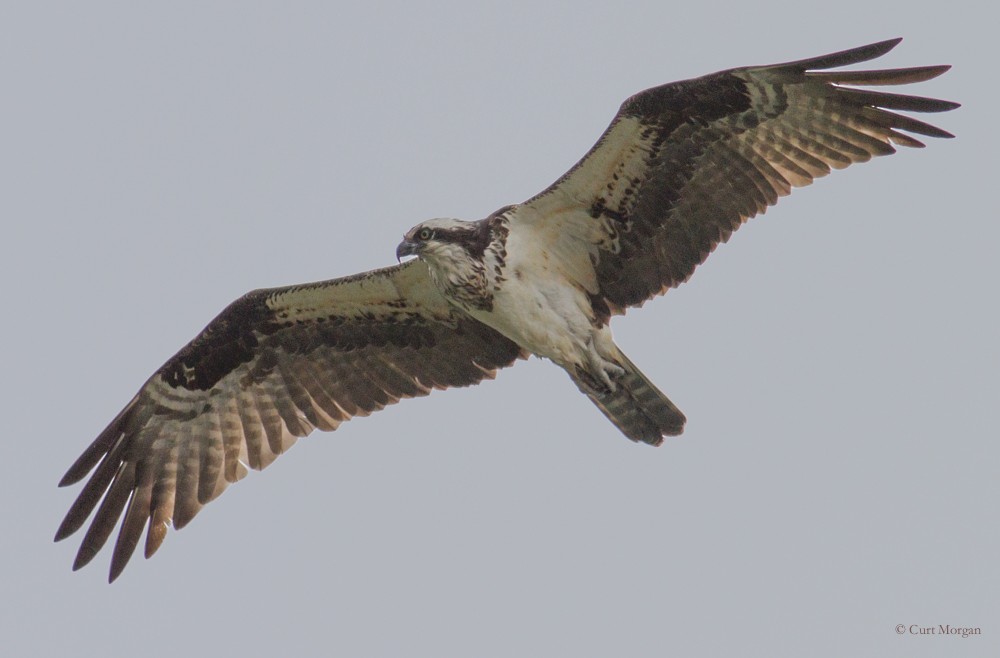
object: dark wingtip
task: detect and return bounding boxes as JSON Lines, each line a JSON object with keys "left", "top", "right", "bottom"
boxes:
{"left": 53, "top": 502, "right": 90, "bottom": 543}
{"left": 58, "top": 471, "right": 80, "bottom": 488}
{"left": 875, "top": 37, "right": 904, "bottom": 52}
{"left": 852, "top": 37, "right": 905, "bottom": 63}
{"left": 940, "top": 129, "right": 957, "bottom": 139}
{"left": 771, "top": 38, "right": 905, "bottom": 73}
{"left": 108, "top": 539, "right": 138, "bottom": 582}
{"left": 108, "top": 562, "right": 126, "bottom": 584}
{"left": 928, "top": 63, "right": 952, "bottom": 79}
{"left": 59, "top": 457, "right": 97, "bottom": 488}
{"left": 71, "top": 545, "right": 98, "bottom": 571}
{"left": 108, "top": 543, "right": 133, "bottom": 583}
{"left": 852, "top": 37, "right": 903, "bottom": 59}
{"left": 809, "top": 64, "right": 953, "bottom": 86}
{"left": 59, "top": 394, "right": 141, "bottom": 486}
{"left": 836, "top": 88, "right": 960, "bottom": 114}
{"left": 53, "top": 520, "right": 75, "bottom": 543}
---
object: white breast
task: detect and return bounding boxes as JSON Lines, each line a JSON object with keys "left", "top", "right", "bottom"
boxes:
{"left": 470, "top": 226, "right": 597, "bottom": 366}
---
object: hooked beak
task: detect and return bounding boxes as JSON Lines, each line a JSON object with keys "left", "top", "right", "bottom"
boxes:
{"left": 396, "top": 239, "right": 419, "bottom": 262}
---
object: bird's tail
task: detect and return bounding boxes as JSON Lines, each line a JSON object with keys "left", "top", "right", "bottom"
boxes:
{"left": 572, "top": 351, "right": 686, "bottom": 445}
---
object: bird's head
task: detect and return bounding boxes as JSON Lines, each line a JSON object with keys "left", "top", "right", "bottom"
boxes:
{"left": 396, "top": 218, "right": 485, "bottom": 264}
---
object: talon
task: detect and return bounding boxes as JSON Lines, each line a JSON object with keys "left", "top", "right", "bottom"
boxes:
{"left": 574, "top": 365, "right": 614, "bottom": 397}
{"left": 604, "top": 363, "right": 626, "bottom": 381}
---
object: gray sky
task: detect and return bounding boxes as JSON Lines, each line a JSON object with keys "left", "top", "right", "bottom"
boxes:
{"left": 3, "top": 2, "right": 995, "bottom": 657}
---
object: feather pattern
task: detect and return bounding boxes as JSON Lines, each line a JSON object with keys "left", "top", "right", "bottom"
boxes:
{"left": 519, "top": 38, "right": 956, "bottom": 310}
{"left": 56, "top": 261, "right": 525, "bottom": 581}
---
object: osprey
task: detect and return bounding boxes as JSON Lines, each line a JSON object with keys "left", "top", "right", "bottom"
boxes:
{"left": 57, "top": 39, "right": 956, "bottom": 581}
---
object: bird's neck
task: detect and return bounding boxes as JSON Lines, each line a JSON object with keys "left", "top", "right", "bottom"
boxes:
{"left": 426, "top": 218, "right": 510, "bottom": 313}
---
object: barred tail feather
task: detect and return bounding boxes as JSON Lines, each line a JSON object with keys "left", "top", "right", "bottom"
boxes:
{"left": 573, "top": 353, "right": 686, "bottom": 445}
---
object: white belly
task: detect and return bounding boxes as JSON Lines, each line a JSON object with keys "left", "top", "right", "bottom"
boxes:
{"left": 468, "top": 271, "right": 595, "bottom": 367}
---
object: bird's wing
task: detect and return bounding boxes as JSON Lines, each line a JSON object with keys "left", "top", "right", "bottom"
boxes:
{"left": 56, "top": 260, "right": 525, "bottom": 581}
{"left": 513, "top": 38, "right": 957, "bottom": 312}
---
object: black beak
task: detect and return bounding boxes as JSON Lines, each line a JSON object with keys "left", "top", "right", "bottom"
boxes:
{"left": 396, "top": 239, "right": 418, "bottom": 262}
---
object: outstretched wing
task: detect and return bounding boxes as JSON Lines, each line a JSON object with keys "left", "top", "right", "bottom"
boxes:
{"left": 514, "top": 38, "right": 957, "bottom": 311}
{"left": 56, "top": 260, "right": 525, "bottom": 581}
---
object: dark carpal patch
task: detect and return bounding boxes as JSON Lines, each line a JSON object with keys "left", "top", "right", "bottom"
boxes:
{"left": 620, "top": 72, "right": 753, "bottom": 125}
{"left": 161, "top": 292, "right": 277, "bottom": 391}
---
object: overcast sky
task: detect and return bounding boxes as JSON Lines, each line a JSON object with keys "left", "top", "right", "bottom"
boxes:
{"left": 2, "top": 2, "right": 995, "bottom": 657}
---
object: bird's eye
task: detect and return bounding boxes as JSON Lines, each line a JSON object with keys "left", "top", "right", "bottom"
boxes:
{"left": 418, "top": 228, "right": 433, "bottom": 241}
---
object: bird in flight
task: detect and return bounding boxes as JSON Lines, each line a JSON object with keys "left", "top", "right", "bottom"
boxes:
{"left": 56, "top": 39, "right": 956, "bottom": 581}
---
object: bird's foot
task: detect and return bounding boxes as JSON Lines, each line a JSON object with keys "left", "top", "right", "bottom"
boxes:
{"left": 574, "top": 360, "right": 625, "bottom": 399}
